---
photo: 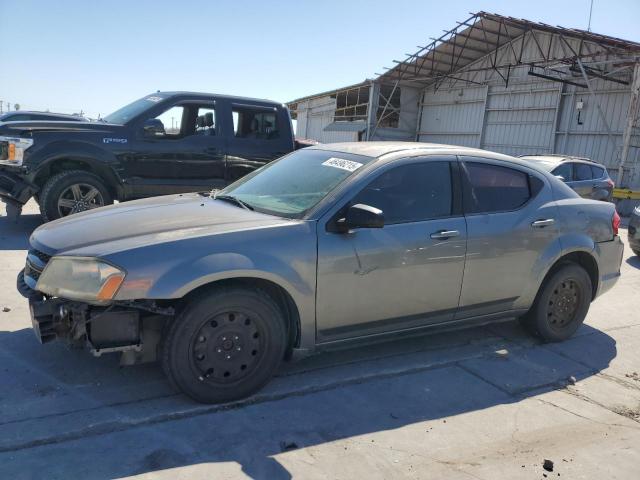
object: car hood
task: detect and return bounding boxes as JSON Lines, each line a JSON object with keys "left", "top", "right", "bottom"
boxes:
{"left": 0, "top": 120, "right": 119, "bottom": 135}
{"left": 30, "top": 193, "right": 295, "bottom": 256}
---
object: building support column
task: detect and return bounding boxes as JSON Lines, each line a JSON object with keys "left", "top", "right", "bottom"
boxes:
{"left": 619, "top": 62, "right": 640, "bottom": 186}
{"left": 365, "top": 81, "right": 379, "bottom": 141}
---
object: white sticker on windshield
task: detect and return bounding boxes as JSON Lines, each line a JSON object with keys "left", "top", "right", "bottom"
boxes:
{"left": 146, "top": 96, "right": 163, "bottom": 102}
{"left": 322, "top": 157, "right": 363, "bottom": 172}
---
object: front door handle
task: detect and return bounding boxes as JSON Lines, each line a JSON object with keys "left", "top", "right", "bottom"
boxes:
{"left": 430, "top": 230, "right": 460, "bottom": 239}
{"left": 531, "top": 219, "right": 555, "bottom": 228}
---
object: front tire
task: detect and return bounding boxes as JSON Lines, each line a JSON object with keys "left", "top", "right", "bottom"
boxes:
{"left": 162, "top": 287, "right": 287, "bottom": 403}
{"left": 521, "top": 263, "right": 592, "bottom": 342}
{"left": 39, "top": 170, "right": 113, "bottom": 222}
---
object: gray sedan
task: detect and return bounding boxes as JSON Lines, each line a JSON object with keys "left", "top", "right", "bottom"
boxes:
{"left": 19, "top": 142, "right": 624, "bottom": 403}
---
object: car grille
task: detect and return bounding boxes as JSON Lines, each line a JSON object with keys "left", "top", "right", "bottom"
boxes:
{"left": 24, "top": 249, "right": 51, "bottom": 288}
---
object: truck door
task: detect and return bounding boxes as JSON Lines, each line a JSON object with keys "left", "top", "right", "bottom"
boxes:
{"left": 127, "top": 101, "right": 226, "bottom": 197}
{"left": 224, "top": 103, "right": 294, "bottom": 183}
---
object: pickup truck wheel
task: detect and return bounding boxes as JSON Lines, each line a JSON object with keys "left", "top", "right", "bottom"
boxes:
{"left": 521, "top": 263, "right": 592, "bottom": 342}
{"left": 162, "top": 287, "right": 287, "bottom": 404}
{"left": 39, "top": 170, "right": 113, "bottom": 221}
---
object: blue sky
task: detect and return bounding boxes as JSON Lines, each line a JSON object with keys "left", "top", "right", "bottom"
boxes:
{"left": 1, "top": 0, "right": 639, "bottom": 118}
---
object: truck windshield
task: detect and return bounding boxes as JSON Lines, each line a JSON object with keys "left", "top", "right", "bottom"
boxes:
{"left": 219, "top": 149, "right": 375, "bottom": 218}
{"left": 103, "top": 94, "right": 167, "bottom": 124}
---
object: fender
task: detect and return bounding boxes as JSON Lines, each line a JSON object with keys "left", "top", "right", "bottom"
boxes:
{"left": 517, "top": 232, "right": 597, "bottom": 309}
{"left": 28, "top": 140, "right": 125, "bottom": 197}
{"left": 136, "top": 250, "right": 317, "bottom": 350}
{"left": 145, "top": 251, "right": 311, "bottom": 300}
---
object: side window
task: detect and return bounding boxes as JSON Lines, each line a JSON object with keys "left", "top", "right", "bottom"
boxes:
{"left": 591, "top": 165, "right": 605, "bottom": 179}
{"left": 552, "top": 163, "right": 573, "bottom": 181}
{"left": 152, "top": 105, "right": 185, "bottom": 137}
{"left": 194, "top": 107, "right": 216, "bottom": 136}
{"left": 574, "top": 163, "right": 593, "bottom": 181}
{"left": 232, "top": 107, "right": 279, "bottom": 140}
{"left": 351, "top": 162, "right": 452, "bottom": 225}
{"left": 463, "top": 162, "right": 530, "bottom": 214}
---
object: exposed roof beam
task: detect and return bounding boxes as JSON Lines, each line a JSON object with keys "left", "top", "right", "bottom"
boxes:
{"left": 425, "top": 39, "right": 487, "bottom": 55}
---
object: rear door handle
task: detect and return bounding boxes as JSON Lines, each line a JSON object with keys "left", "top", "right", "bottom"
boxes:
{"left": 531, "top": 219, "right": 555, "bottom": 228}
{"left": 430, "top": 230, "right": 460, "bottom": 239}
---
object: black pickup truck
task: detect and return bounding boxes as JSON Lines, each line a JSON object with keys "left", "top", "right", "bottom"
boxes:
{"left": 0, "top": 92, "right": 302, "bottom": 221}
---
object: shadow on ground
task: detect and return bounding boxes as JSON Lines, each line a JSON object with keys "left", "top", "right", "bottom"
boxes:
{"left": 0, "top": 320, "right": 617, "bottom": 480}
{"left": 0, "top": 211, "right": 41, "bottom": 250}
{"left": 626, "top": 254, "right": 640, "bottom": 269}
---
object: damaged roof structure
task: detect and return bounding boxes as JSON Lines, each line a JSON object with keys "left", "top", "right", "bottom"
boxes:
{"left": 288, "top": 11, "right": 640, "bottom": 211}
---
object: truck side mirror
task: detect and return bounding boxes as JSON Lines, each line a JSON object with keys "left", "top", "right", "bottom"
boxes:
{"left": 143, "top": 118, "right": 165, "bottom": 137}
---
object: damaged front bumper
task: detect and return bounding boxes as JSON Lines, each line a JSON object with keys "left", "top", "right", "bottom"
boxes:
{"left": 0, "top": 167, "right": 37, "bottom": 217}
{"left": 18, "top": 268, "right": 171, "bottom": 364}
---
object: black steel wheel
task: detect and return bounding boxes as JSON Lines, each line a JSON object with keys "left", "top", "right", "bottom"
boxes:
{"left": 190, "top": 310, "right": 265, "bottom": 385}
{"left": 162, "top": 287, "right": 287, "bottom": 403}
{"left": 39, "top": 170, "right": 113, "bottom": 221}
{"left": 546, "top": 279, "right": 582, "bottom": 332}
{"left": 521, "top": 263, "right": 592, "bottom": 342}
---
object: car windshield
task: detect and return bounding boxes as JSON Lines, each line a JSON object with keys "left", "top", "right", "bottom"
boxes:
{"left": 103, "top": 94, "right": 168, "bottom": 124}
{"left": 219, "top": 149, "right": 375, "bottom": 218}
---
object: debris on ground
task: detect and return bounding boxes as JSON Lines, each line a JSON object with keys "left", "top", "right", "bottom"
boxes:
{"left": 543, "top": 459, "right": 554, "bottom": 472}
{"left": 279, "top": 441, "right": 299, "bottom": 452}
{"left": 612, "top": 405, "right": 640, "bottom": 420}
{"left": 567, "top": 375, "right": 577, "bottom": 385}
{"left": 494, "top": 348, "right": 509, "bottom": 359}
{"left": 624, "top": 372, "right": 639, "bottom": 381}
{"left": 2, "top": 306, "right": 10, "bottom": 312}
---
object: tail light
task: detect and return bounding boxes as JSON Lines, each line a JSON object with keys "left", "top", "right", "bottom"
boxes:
{"left": 606, "top": 178, "right": 615, "bottom": 188}
{"left": 612, "top": 210, "right": 620, "bottom": 236}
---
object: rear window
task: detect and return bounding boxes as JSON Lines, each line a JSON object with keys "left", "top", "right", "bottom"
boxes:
{"left": 591, "top": 165, "right": 606, "bottom": 179}
{"left": 463, "top": 161, "right": 531, "bottom": 214}
{"left": 232, "top": 106, "right": 279, "bottom": 140}
{"left": 574, "top": 163, "right": 593, "bottom": 181}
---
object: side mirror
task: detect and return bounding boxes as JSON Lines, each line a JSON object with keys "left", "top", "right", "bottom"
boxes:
{"left": 554, "top": 175, "right": 566, "bottom": 182}
{"left": 143, "top": 118, "right": 165, "bottom": 137}
{"left": 335, "top": 204, "right": 384, "bottom": 232}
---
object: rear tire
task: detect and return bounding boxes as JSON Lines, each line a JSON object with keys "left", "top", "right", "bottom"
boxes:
{"left": 162, "top": 287, "right": 287, "bottom": 403}
{"left": 39, "top": 170, "right": 112, "bottom": 222}
{"left": 520, "top": 263, "right": 592, "bottom": 342}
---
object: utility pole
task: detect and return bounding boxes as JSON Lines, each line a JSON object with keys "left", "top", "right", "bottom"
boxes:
{"left": 587, "top": 0, "right": 594, "bottom": 31}
{"left": 0, "top": 100, "right": 3, "bottom": 114}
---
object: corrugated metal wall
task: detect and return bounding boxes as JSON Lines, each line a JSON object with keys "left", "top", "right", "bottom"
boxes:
{"left": 295, "top": 97, "right": 358, "bottom": 143}
{"left": 417, "top": 30, "right": 639, "bottom": 192}
{"left": 419, "top": 86, "right": 487, "bottom": 147}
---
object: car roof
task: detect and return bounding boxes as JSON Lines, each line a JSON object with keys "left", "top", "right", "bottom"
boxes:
{"left": 308, "top": 141, "right": 521, "bottom": 162}
{"left": 520, "top": 154, "right": 599, "bottom": 165}
{"left": 159, "top": 91, "right": 283, "bottom": 107}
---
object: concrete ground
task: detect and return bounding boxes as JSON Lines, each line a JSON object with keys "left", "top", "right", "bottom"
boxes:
{"left": 0, "top": 201, "right": 639, "bottom": 480}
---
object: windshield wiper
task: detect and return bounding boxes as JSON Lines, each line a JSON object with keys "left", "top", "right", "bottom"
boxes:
{"left": 214, "top": 194, "right": 254, "bottom": 211}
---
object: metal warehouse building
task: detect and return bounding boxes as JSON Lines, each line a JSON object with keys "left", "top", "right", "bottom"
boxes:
{"left": 288, "top": 12, "right": 640, "bottom": 212}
